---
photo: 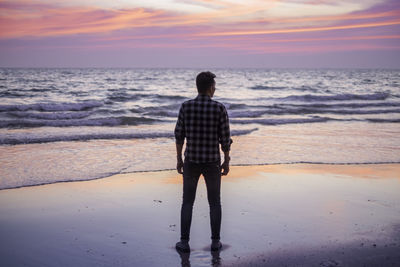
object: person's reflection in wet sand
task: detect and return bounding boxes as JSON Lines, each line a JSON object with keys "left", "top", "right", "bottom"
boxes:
{"left": 176, "top": 249, "right": 222, "bottom": 267}
{"left": 211, "top": 250, "right": 222, "bottom": 266}
{"left": 176, "top": 250, "right": 191, "bottom": 267}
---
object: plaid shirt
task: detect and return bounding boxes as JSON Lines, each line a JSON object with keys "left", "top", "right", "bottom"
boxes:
{"left": 175, "top": 94, "right": 232, "bottom": 163}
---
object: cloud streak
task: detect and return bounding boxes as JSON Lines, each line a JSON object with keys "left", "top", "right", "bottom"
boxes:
{"left": 196, "top": 19, "right": 400, "bottom": 37}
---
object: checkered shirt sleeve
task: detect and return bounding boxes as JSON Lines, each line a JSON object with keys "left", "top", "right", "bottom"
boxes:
{"left": 174, "top": 105, "right": 185, "bottom": 145}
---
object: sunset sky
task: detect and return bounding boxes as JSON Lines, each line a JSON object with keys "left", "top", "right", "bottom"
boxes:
{"left": 0, "top": 0, "right": 399, "bottom": 68}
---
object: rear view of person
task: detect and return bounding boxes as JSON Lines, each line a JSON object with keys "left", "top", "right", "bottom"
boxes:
{"left": 174, "top": 71, "right": 232, "bottom": 252}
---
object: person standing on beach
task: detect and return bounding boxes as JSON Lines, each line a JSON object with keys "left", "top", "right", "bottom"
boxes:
{"left": 174, "top": 71, "right": 232, "bottom": 252}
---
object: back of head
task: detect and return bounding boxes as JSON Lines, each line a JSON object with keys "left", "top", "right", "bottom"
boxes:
{"left": 196, "top": 71, "right": 216, "bottom": 94}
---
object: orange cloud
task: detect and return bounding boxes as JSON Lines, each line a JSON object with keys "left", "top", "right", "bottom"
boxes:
{"left": 246, "top": 10, "right": 400, "bottom": 25}
{"left": 195, "top": 20, "right": 400, "bottom": 37}
{"left": 213, "top": 35, "right": 400, "bottom": 44}
{"left": 0, "top": 2, "right": 164, "bottom": 38}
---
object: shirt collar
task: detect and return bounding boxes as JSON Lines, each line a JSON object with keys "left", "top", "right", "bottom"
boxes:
{"left": 196, "top": 94, "right": 211, "bottom": 101}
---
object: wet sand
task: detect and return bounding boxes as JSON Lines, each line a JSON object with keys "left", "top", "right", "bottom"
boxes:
{"left": 0, "top": 164, "right": 399, "bottom": 266}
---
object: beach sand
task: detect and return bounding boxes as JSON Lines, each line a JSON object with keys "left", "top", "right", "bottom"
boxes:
{"left": 0, "top": 164, "right": 399, "bottom": 266}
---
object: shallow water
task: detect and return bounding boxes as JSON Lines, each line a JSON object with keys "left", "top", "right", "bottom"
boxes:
{"left": 0, "top": 121, "right": 399, "bottom": 189}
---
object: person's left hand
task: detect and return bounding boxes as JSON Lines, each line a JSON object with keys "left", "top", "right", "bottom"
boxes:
{"left": 177, "top": 158, "right": 184, "bottom": 174}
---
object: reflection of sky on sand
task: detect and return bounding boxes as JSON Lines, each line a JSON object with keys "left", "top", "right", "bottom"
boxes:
{"left": 165, "top": 164, "right": 400, "bottom": 184}
{"left": 237, "top": 164, "right": 400, "bottom": 180}
{"left": 0, "top": 164, "right": 399, "bottom": 266}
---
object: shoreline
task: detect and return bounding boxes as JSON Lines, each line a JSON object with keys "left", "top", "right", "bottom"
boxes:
{"left": 1, "top": 162, "right": 399, "bottom": 191}
{"left": 1, "top": 163, "right": 399, "bottom": 266}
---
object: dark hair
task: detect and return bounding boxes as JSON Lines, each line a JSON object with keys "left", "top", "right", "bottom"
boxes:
{"left": 196, "top": 71, "right": 216, "bottom": 94}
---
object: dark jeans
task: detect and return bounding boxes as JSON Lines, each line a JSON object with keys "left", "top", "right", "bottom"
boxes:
{"left": 180, "top": 160, "right": 222, "bottom": 241}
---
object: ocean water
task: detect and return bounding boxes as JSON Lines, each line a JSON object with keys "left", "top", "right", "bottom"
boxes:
{"left": 0, "top": 68, "right": 399, "bottom": 189}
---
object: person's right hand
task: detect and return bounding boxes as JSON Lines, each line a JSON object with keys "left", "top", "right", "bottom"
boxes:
{"left": 221, "top": 160, "right": 229, "bottom": 176}
{"left": 177, "top": 158, "right": 184, "bottom": 174}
